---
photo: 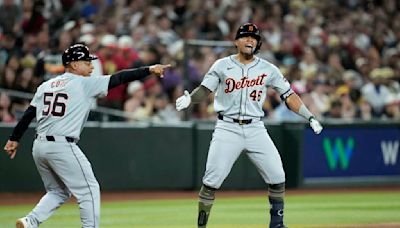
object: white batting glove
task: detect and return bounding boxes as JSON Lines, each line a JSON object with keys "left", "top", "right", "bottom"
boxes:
{"left": 309, "top": 117, "right": 323, "bottom": 134}
{"left": 176, "top": 90, "right": 191, "bottom": 111}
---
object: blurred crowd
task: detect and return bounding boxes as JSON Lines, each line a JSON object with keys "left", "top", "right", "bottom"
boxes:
{"left": 0, "top": 0, "right": 399, "bottom": 123}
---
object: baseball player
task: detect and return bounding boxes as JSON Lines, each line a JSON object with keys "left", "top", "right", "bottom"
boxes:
{"left": 4, "top": 44, "right": 170, "bottom": 228}
{"left": 176, "top": 23, "right": 323, "bottom": 228}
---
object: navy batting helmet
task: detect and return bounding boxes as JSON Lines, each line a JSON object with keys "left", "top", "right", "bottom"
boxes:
{"left": 62, "top": 44, "right": 97, "bottom": 66}
{"left": 235, "top": 23, "right": 262, "bottom": 54}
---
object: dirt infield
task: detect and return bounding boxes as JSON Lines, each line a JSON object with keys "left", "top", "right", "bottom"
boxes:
{"left": 1, "top": 185, "right": 399, "bottom": 206}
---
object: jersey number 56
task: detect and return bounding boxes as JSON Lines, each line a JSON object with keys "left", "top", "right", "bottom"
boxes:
{"left": 43, "top": 92, "right": 68, "bottom": 117}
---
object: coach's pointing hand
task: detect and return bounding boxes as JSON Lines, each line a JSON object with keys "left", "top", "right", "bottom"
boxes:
{"left": 149, "top": 64, "right": 171, "bottom": 78}
{"left": 176, "top": 90, "right": 191, "bottom": 111}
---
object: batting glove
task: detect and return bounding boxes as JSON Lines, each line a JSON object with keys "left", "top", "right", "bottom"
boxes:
{"left": 309, "top": 117, "right": 323, "bottom": 134}
{"left": 176, "top": 90, "right": 191, "bottom": 111}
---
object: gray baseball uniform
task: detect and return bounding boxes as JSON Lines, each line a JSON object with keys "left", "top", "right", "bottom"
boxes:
{"left": 7, "top": 43, "right": 162, "bottom": 228}
{"left": 200, "top": 55, "right": 293, "bottom": 188}
{"left": 27, "top": 73, "right": 110, "bottom": 227}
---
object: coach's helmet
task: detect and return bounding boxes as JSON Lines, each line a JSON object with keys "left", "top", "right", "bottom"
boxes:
{"left": 235, "top": 23, "right": 262, "bottom": 54}
{"left": 62, "top": 43, "right": 97, "bottom": 66}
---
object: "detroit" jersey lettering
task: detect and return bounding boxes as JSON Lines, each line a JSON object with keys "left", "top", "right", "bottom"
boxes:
{"left": 224, "top": 73, "right": 267, "bottom": 93}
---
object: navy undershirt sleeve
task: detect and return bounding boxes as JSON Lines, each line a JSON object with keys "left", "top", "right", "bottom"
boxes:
{"left": 108, "top": 67, "right": 150, "bottom": 90}
{"left": 9, "top": 105, "right": 36, "bottom": 142}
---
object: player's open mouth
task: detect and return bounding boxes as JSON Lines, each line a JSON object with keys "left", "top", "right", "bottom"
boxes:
{"left": 245, "top": 44, "right": 253, "bottom": 49}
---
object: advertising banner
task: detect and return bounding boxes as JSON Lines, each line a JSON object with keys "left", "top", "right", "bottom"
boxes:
{"left": 303, "top": 127, "right": 400, "bottom": 184}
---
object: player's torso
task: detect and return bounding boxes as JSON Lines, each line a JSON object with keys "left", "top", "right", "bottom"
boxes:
{"left": 34, "top": 74, "right": 93, "bottom": 138}
{"left": 214, "top": 55, "right": 274, "bottom": 119}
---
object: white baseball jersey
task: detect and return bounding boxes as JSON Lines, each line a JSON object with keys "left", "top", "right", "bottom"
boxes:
{"left": 201, "top": 55, "right": 292, "bottom": 119}
{"left": 30, "top": 72, "right": 111, "bottom": 139}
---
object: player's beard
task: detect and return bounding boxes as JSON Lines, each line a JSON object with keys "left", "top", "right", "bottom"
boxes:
{"left": 240, "top": 44, "right": 255, "bottom": 59}
{"left": 240, "top": 49, "right": 254, "bottom": 60}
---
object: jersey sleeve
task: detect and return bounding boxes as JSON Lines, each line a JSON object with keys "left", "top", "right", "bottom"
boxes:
{"left": 82, "top": 75, "right": 111, "bottom": 98}
{"left": 269, "top": 65, "right": 293, "bottom": 100}
{"left": 200, "top": 60, "right": 221, "bottom": 92}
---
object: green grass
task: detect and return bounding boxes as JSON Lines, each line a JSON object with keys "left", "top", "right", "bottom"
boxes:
{"left": 0, "top": 191, "right": 399, "bottom": 228}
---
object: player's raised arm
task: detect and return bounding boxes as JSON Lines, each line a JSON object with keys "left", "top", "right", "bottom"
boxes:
{"left": 284, "top": 93, "right": 323, "bottom": 134}
{"left": 4, "top": 105, "right": 37, "bottom": 159}
{"left": 175, "top": 85, "right": 211, "bottom": 111}
{"left": 108, "top": 64, "right": 171, "bottom": 90}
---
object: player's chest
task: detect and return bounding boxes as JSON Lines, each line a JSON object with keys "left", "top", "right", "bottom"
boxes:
{"left": 222, "top": 68, "right": 269, "bottom": 93}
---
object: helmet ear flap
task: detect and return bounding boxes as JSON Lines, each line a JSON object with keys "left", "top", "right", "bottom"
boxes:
{"left": 254, "top": 40, "right": 262, "bottom": 54}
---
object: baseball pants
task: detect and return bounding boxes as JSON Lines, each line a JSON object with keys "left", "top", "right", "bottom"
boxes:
{"left": 203, "top": 120, "right": 285, "bottom": 189}
{"left": 28, "top": 138, "right": 100, "bottom": 228}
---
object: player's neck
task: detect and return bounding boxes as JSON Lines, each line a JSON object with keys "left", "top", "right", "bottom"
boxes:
{"left": 235, "top": 53, "right": 255, "bottom": 64}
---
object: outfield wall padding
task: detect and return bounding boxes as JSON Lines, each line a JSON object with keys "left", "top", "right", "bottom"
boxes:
{"left": 1, "top": 121, "right": 398, "bottom": 191}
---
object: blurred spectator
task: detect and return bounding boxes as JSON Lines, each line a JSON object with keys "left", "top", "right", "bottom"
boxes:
{"left": 201, "top": 10, "right": 225, "bottom": 40}
{"left": 335, "top": 86, "right": 357, "bottom": 120}
{"left": 124, "top": 80, "right": 146, "bottom": 122}
{"left": 357, "top": 98, "right": 373, "bottom": 120}
{"left": 1, "top": 66, "right": 17, "bottom": 89}
{"left": 133, "top": 46, "right": 161, "bottom": 67}
{"left": 0, "top": 0, "right": 22, "bottom": 34}
{"left": 156, "top": 13, "right": 180, "bottom": 46}
{"left": 34, "top": 34, "right": 67, "bottom": 82}
{"left": 383, "top": 94, "right": 400, "bottom": 119}
{"left": 299, "top": 48, "right": 319, "bottom": 81}
{"left": 151, "top": 93, "right": 181, "bottom": 123}
{"left": 161, "top": 65, "right": 182, "bottom": 92}
{"left": 115, "top": 35, "right": 140, "bottom": 69}
{"left": 192, "top": 100, "right": 215, "bottom": 120}
{"left": 81, "top": 0, "right": 112, "bottom": 21}
{"left": 324, "top": 99, "right": 343, "bottom": 119}
{"left": 21, "top": 0, "right": 47, "bottom": 35}
{"left": 361, "top": 68, "right": 394, "bottom": 117}
{"left": 0, "top": 0, "right": 399, "bottom": 122}
{"left": 96, "top": 34, "right": 126, "bottom": 113}
{"left": 326, "top": 52, "right": 345, "bottom": 84}
{"left": 0, "top": 33, "right": 18, "bottom": 71}
{"left": 15, "top": 67, "right": 34, "bottom": 93}
{"left": 310, "top": 77, "right": 330, "bottom": 115}
{"left": 272, "top": 102, "right": 303, "bottom": 122}
{"left": 143, "top": 76, "right": 163, "bottom": 98}
{"left": 0, "top": 92, "right": 15, "bottom": 123}
{"left": 130, "top": 26, "right": 146, "bottom": 52}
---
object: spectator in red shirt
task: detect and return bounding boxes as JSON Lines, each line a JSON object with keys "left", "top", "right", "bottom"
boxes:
{"left": 96, "top": 34, "right": 128, "bottom": 119}
{"left": 115, "top": 35, "right": 140, "bottom": 70}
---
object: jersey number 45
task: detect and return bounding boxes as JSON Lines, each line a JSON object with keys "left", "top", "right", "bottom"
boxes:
{"left": 250, "top": 90, "right": 262, "bottom": 101}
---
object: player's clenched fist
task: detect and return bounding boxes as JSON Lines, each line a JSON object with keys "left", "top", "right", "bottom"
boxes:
{"left": 149, "top": 64, "right": 171, "bottom": 77}
{"left": 309, "top": 117, "right": 323, "bottom": 134}
{"left": 176, "top": 90, "right": 191, "bottom": 111}
{"left": 4, "top": 140, "right": 19, "bottom": 159}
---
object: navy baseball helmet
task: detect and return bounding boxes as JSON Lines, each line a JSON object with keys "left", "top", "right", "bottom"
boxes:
{"left": 62, "top": 44, "right": 97, "bottom": 66}
{"left": 235, "top": 23, "right": 262, "bottom": 54}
